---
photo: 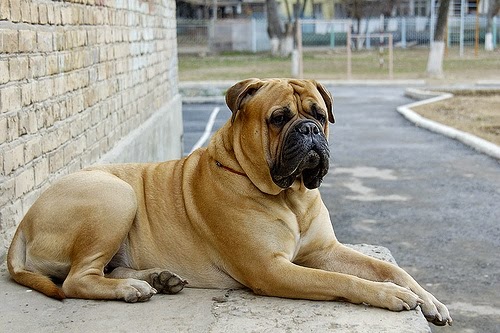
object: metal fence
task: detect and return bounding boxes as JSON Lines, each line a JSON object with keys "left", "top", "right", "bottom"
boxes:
{"left": 177, "top": 18, "right": 270, "bottom": 54}
{"left": 177, "top": 16, "right": 500, "bottom": 53}
{"left": 177, "top": 19, "right": 210, "bottom": 53}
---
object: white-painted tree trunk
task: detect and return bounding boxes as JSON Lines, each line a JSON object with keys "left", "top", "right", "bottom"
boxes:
{"left": 485, "top": 32, "right": 494, "bottom": 51}
{"left": 426, "top": 41, "right": 445, "bottom": 78}
{"left": 270, "top": 37, "right": 280, "bottom": 56}
{"left": 280, "top": 34, "right": 294, "bottom": 57}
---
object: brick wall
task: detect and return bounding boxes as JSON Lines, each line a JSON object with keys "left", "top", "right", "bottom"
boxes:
{"left": 0, "top": 0, "right": 182, "bottom": 256}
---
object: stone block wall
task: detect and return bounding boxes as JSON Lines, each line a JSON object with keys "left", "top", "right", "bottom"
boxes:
{"left": 0, "top": 0, "right": 182, "bottom": 256}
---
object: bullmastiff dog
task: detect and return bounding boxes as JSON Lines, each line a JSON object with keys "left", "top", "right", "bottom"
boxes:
{"left": 7, "top": 78, "right": 451, "bottom": 326}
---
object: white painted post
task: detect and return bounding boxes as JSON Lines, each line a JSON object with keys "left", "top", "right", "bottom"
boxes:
{"left": 401, "top": 17, "right": 407, "bottom": 49}
{"left": 460, "top": 0, "right": 465, "bottom": 57}
{"left": 389, "top": 34, "right": 393, "bottom": 79}
{"left": 251, "top": 18, "right": 257, "bottom": 53}
{"left": 292, "top": 19, "right": 303, "bottom": 78}
{"left": 297, "top": 19, "right": 303, "bottom": 78}
{"left": 347, "top": 24, "right": 352, "bottom": 80}
{"left": 209, "top": 0, "right": 217, "bottom": 53}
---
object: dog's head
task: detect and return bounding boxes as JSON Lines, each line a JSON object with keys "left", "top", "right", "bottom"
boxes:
{"left": 225, "top": 78, "right": 335, "bottom": 194}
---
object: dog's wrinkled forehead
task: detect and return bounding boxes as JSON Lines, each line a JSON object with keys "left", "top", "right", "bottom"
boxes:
{"left": 225, "top": 78, "right": 334, "bottom": 124}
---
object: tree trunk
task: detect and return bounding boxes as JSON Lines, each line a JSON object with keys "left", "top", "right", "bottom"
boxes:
{"left": 434, "top": 0, "right": 450, "bottom": 42}
{"left": 266, "top": 0, "right": 294, "bottom": 57}
{"left": 281, "top": 22, "right": 295, "bottom": 56}
{"left": 267, "top": 0, "right": 283, "bottom": 56}
{"left": 427, "top": 41, "right": 445, "bottom": 77}
{"left": 426, "top": 0, "right": 451, "bottom": 77}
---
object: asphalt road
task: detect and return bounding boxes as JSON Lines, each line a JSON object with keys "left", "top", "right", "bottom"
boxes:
{"left": 182, "top": 85, "right": 500, "bottom": 333}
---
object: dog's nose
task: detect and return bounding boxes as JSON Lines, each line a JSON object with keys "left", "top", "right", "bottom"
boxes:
{"left": 296, "top": 121, "right": 320, "bottom": 136}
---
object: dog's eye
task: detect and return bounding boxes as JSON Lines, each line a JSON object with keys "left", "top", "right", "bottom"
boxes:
{"left": 271, "top": 115, "right": 285, "bottom": 125}
{"left": 315, "top": 113, "right": 326, "bottom": 125}
{"left": 311, "top": 104, "right": 326, "bottom": 125}
{"left": 270, "top": 111, "right": 290, "bottom": 127}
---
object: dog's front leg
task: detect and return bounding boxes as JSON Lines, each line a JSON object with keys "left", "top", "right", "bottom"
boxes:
{"left": 240, "top": 256, "right": 422, "bottom": 312}
{"left": 296, "top": 242, "right": 452, "bottom": 326}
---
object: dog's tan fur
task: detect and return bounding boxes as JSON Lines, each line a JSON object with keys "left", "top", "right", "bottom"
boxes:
{"left": 7, "top": 78, "right": 451, "bottom": 325}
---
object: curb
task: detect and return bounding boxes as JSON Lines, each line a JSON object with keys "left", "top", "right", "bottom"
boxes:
{"left": 179, "top": 79, "right": 426, "bottom": 91}
{"left": 182, "top": 96, "right": 226, "bottom": 104}
{"left": 397, "top": 88, "right": 500, "bottom": 160}
{"left": 476, "top": 80, "right": 500, "bottom": 86}
{"left": 179, "top": 79, "right": 427, "bottom": 104}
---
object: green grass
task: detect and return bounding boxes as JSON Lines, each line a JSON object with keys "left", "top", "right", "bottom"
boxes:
{"left": 178, "top": 47, "right": 500, "bottom": 83}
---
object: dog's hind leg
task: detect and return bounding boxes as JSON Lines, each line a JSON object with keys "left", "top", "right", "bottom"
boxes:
{"left": 106, "top": 267, "right": 188, "bottom": 294}
{"left": 56, "top": 171, "right": 156, "bottom": 302}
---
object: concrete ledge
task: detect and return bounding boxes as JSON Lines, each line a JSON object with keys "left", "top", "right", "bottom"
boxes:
{"left": 0, "top": 244, "right": 430, "bottom": 332}
{"left": 476, "top": 79, "right": 500, "bottom": 86}
{"left": 398, "top": 88, "right": 500, "bottom": 160}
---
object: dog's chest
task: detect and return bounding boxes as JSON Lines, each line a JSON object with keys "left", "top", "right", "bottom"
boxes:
{"left": 281, "top": 189, "right": 323, "bottom": 260}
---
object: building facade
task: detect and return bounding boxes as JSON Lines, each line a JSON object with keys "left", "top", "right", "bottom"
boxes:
{"left": 0, "top": 0, "right": 183, "bottom": 256}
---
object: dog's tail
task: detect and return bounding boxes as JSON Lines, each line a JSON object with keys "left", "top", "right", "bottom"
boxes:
{"left": 7, "top": 229, "right": 66, "bottom": 300}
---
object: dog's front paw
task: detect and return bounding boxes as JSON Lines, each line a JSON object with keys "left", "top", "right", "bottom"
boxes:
{"left": 150, "top": 271, "right": 188, "bottom": 294}
{"left": 420, "top": 293, "right": 453, "bottom": 326}
{"left": 372, "top": 282, "right": 423, "bottom": 312}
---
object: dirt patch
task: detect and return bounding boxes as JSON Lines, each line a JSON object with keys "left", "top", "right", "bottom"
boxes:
{"left": 412, "top": 93, "right": 500, "bottom": 146}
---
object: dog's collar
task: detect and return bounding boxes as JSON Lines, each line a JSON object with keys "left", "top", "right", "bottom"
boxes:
{"left": 215, "top": 160, "right": 247, "bottom": 177}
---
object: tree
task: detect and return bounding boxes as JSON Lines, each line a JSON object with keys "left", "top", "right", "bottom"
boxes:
{"left": 485, "top": 0, "right": 500, "bottom": 50}
{"left": 426, "top": 0, "right": 451, "bottom": 77}
{"left": 343, "top": 0, "right": 365, "bottom": 34}
{"left": 341, "top": 0, "right": 401, "bottom": 49}
{"left": 265, "top": 0, "right": 403, "bottom": 56}
{"left": 266, "top": 0, "right": 295, "bottom": 56}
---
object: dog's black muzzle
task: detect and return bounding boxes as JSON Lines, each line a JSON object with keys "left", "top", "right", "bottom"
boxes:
{"left": 271, "top": 120, "right": 330, "bottom": 190}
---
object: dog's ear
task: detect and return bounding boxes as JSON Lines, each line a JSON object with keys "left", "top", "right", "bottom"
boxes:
{"left": 226, "top": 78, "right": 264, "bottom": 123}
{"left": 313, "top": 81, "right": 335, "bottom": 124}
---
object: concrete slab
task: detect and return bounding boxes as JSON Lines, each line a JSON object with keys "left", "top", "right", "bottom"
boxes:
{"left": 0, "top": 244, "right": 431, "bottom": 333}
